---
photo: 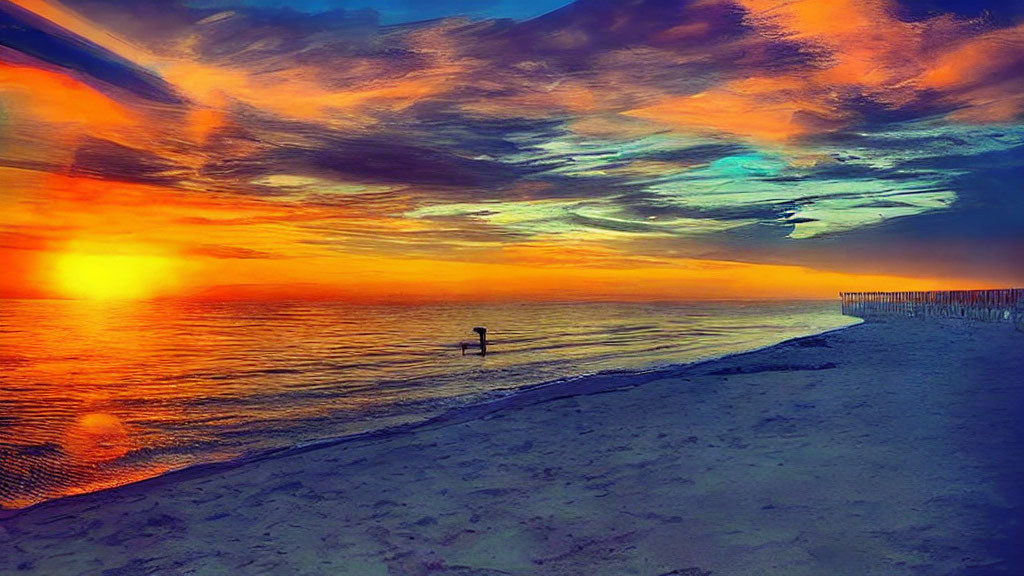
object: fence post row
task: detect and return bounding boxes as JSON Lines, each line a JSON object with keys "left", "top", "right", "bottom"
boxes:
{"left": 839, "top": 289, "right": 1024, "bottom": 331}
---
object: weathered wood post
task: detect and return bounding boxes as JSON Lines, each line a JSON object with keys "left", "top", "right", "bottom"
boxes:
{"left": 473, "top": 327, "right": 487, "bottom": 357}
{"left": 840, "top": 288, "right": 1023, "bottom": 328}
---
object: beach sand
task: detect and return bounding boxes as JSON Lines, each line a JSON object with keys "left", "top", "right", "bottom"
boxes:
{"left": 3, "top": 319, "right": 1023, "bottom": 575}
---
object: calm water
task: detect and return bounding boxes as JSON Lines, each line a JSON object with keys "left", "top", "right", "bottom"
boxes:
{"left": 0, "top": 299, "right": 856, "bottom": 509}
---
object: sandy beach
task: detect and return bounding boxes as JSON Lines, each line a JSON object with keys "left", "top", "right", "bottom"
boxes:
{"left": 3, "top": 318, "right": 1022, "bottom": 576}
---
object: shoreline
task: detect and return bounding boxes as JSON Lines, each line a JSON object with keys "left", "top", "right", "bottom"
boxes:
{"left": 4, "top": 317, "right": 1022, "bottom": 575}
{"left": 1, "top": 320, "right": 861, "bottom": 520}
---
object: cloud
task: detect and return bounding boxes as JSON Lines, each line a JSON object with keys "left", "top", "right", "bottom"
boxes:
{"left": 70, "top": 138, "right": 185, "bottom": 184}
{"left": 0, "top": 0, "right": 1022, "bottom": 291}
{"left": 0, "top": 1, "right": 182, "bottom": 103}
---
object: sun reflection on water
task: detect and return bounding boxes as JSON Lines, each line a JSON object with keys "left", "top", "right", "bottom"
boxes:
{"left": 63, "top": 413, "right": 130, "bottom": 463}
{"left": 0, "top": 298, "right": 855, "bottom": 509}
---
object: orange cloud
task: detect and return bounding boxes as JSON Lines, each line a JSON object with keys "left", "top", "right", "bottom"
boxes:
{"left": 625, "top": 0, "right": 1022, "bottom": 143}
{"left": 738, "top": 0, "right": 930, "bottom": 91}
{"left": 7, "top": 0, "right": 157, "bottom": 66}
{"left": 162, "top": 60, "right": 458, "bottom": 125}
{"left": 0, "top": 59, "right": 133, "bottom": 130}
{"left": 626, "top": 75, "right": 842, "bottom": 142}
{"left": 919, "top": 23, "right": 1024, "bottom": 123}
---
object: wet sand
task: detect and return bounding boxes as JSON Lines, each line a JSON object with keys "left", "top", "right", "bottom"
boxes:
{"left": 3, "top": 319, "right": 1023, "bottom": 575}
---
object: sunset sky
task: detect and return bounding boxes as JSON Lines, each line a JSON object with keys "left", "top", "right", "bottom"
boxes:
{"left": 1, "top": 0, "right": 1022, "bottom": 301}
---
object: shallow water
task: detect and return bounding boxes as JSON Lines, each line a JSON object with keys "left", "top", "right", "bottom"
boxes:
{"left": 0, "top": 299, "right": 856, "bottom": 509}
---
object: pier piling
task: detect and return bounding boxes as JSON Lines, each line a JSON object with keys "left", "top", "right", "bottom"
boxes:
{"left": 840, "top": 289, "right": 1024, "bottom": 331}
{"left": 474, "top": 327, "right": 487, "bottom": 357}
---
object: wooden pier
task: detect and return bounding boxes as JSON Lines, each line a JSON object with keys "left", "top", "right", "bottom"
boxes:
{"left": 840, "top": 289, "right": 1024, "bottom": 331}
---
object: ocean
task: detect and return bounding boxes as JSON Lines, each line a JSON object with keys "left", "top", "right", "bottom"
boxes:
{"left": 0, "top": 299, "right": 857, "bottom": 509}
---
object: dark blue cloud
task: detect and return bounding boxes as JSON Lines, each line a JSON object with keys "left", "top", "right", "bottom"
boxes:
{"left": 185, "top": 0, "right": 573, "bottom": 24}
{"left": 70, "top": 138, "right": 185, "bottom": 185}
{"left": 0, "top": 0, "right": 183, "bottom": 104}
{"left": 895, "top": 0, "right": 1024, "bottom": 25}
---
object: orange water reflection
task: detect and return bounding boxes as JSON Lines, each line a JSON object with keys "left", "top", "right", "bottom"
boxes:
{"left": 63, "top": 413, "right": 130, "bottom": 463}
{"left": 0, "top": 298, "right": 859, "bottom": 510}
{"left": 0, "top": 300, "right": 193, "bottom": 509}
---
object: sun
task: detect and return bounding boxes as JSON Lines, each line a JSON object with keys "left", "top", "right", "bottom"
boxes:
{"left": 53, "top": 250, "right": 180, "bottom": 300}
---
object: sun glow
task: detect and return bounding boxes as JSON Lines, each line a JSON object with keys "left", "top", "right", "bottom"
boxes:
{"left": 53, "top": 251, "right": 180, "bottom": 300}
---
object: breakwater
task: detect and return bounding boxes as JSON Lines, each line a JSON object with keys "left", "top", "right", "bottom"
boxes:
{"left": 840, "top": 289, "right": 1024, "bottom": 330}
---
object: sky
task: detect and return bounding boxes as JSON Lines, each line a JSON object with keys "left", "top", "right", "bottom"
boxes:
{"left": 0, "top": 0, "right": 1022, "bottom": 301}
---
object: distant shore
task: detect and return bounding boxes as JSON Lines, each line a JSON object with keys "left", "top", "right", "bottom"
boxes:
{"left": 3, "top": 318, "right": 1023, "bottom": 575}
